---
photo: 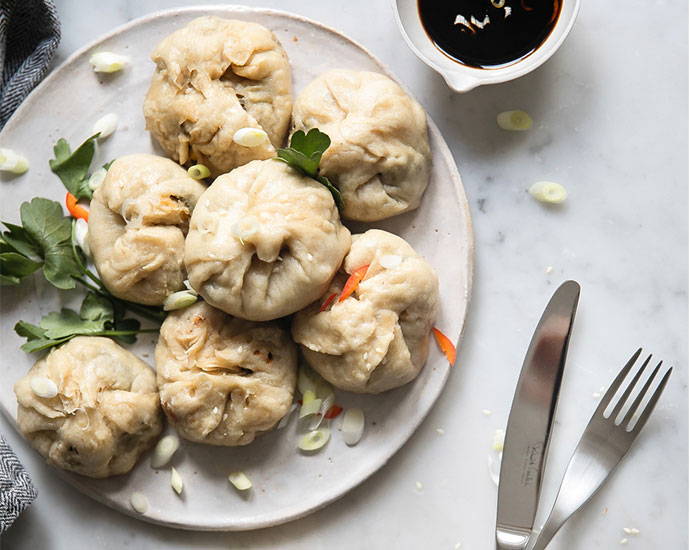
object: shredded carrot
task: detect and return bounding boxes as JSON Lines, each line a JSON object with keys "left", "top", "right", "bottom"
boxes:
{"left": 338, "top": 264, "right": 369, "bottom": 302}
{"left": 432, "top": 327, "right": 457, "bottom": 366}
{"left": 65, "top": 192, "right": 89, "bottom": 221}
{"left": 324, "top": 405, "right": 343, "bottom": 419}
{"left": 319, "top": 293, "right": 338, "bottom": 312}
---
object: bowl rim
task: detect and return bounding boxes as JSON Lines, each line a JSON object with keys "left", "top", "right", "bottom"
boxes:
{"left": 390, "top": 0, "right": 582, "bottom": 91}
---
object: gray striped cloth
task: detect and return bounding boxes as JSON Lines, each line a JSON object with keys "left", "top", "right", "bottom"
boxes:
{"left": 0, "top": 436, "right": 37, "bottom": 533}
{"left": 0, "top": 0, "right": 61, "bottom": 129}
{"left": 0, "top": 0, "right": 60, "bottom": 532}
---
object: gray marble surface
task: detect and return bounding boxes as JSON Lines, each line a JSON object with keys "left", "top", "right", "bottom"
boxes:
{"left": 1, "top": 0, "right": 687, "bottom": 548}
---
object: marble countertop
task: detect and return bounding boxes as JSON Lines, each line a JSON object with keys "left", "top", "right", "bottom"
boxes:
{"left": 1, "top": 0, "right": 687, "bottom": 548}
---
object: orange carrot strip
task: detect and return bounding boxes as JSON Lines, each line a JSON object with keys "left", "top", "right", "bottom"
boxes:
{"left": 65, "top": 192, "right": 89, "bottom": 221}
{"left": 432, "top": 327, "right": 457, "bottom": 366}
{"left": 338, "top": 264, "right": 369, "bottom": 302}
{"left": 324, "top": 405, "right": 343, "bottom": 419}
{"left": 319, "top": 293, "right": 338, "bottom": 312}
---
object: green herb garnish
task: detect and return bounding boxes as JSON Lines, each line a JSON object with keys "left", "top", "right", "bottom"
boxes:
{"left": 276, "top": 128, "right": 343, "bottom": 210}
{"left": 1, "top": 198, "right": 81, "bottom": 289}
{"left": 14, "top": 292, "right": 154, "bottom": 353}
{"left": 49, "top": 134, "right": 100, "bottom": 200}
{"left": 2, "top": 198, "right": 166, "bottom": 352}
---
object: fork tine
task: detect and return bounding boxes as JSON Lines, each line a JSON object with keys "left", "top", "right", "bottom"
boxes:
{"left": 620, "top": 361, "right": 663, "bottom": 427}
{"left": 608, "top": 354, "right": 652, "bottom": 420}
{"left": 604, "top": 351, "right": 651, "bottom": 419}
{"left": 627, "top": 367, "right": 673, "bottom": 433}
{"left": 595, "top": 348, "right": 642, "bottom": 416}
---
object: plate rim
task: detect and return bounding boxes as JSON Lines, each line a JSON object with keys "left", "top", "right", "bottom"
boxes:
{"left": 0, "top": 3, "right": 475, "bottom": 531}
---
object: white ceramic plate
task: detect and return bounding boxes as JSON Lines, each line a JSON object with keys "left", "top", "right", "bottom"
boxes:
{"left": 0, "top": 6, "right": 473, "bottom": 531}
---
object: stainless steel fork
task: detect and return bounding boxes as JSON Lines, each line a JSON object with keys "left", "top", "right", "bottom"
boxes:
{"left": 530, "top": 349, "right": 673, "bottom": 550}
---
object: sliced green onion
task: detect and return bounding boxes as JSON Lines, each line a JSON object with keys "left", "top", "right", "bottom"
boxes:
{"left": 228, "top": 471, "right": 252, "bottom": 491}
{"left": 491, "top": 0, "right": 505, "bottom": 7}
{"left": 496, "top": 110, "right": 533, "bottom": 131}
{"left": 528, "top": 181, "right": 568, "bottom": 204}
{"left": 299, "top": 390, "right": 322, "bottom": 418}
{"left": 297, "top": 365, "right": 334, "bottom": 399}
{"left": 93, "top": 113, "right": 118, "bottom": 139}
{"left": 182, "top": 279, "right": 197, "bottom": 294}
{"left": 74, "top": 218, "right": 91, "bottom": 258}
{"left": 298, "top": 428, "right": 331, "bottom": 452}
{"left": 163, "top": 290, "right": 198, "bottom": 311}
{"left": 309, "top": 391, "right": 335, "bottom": 430}
{"left": 341, "top": 408, "right": 365, "bottom": 446}
{"left": 297, "top": 365, "right": 317, "bottom": 395}
{"left": 0, "top": 148, "right": 29, "bottom": 174}
{"left": 130, "top": 492, "right": 148, "bottom": 514}
{"left": 233, "top": 127, "right": 269, "bottom": 147}
{"left": 187, "top": 164, "right": 210, "bottom": 179}
{"left": 88, "top": 167, "right": 107, "bottom": 191}
{"left": 150, "top": 434, "right": 180, "bottom": 468}
{"left": 89, "top": 51, "right": 129, "bottom": 73}
{"left": 170, "top": 467, "right": 184, "bottom": 495}
{"left": 30, "top": 376, "right": 58, "bottom": 398}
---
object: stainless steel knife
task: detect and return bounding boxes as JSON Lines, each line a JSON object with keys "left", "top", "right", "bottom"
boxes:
{"left": 495, "top": 280, "right": 581, "bottom": 550}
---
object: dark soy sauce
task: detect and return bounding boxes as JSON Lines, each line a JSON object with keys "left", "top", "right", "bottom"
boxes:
{"left": 418, "top": 0, "right": 562, "bottom": 69}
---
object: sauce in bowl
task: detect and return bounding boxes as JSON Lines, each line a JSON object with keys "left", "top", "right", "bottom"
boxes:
{"left": 418, "top": 0, "right": 562, "bottom": 69}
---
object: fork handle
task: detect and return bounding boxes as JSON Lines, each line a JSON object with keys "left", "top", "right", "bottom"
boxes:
{"left": 527, "top": 444, "right": 618, "bottom": 550}
{"left": 529, "top": 510, "right": 569, "bottom": 550}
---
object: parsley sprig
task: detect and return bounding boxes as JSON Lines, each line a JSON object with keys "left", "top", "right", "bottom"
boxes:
{"left": 15, "top": 292, "right": 157, "bottom": 353}
{"left": 1, "top": 135, "right": 166, "bottom": 353}
{"left": 276, "top": 128, "right": 343, "bottom": 210}
{"left": 49, "top": 134, "right": 100, "bottom": 200}
{"left": 1, "top": 198, "right": 81, "bottom": 288}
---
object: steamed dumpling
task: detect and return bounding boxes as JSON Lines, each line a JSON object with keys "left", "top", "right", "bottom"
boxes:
{"left": 155, "top": 301, "right": 297, "bottom": 446}
{"left": 88, "top": 154, "right": 206, "bottom": 306}
{"left": 144, "top": 16, "right": 292, "bottom": 177}
{"left": 291, "top": 69, "right": 431, "bottom": 221}
{"left": 14, "top": 337, "right": 162, "bottom": 478}
{"left": 292, "top": 229, "right": 439, "bottom": 393}
{"left": 185, "top": 159, "right": 351, "bottom": 321}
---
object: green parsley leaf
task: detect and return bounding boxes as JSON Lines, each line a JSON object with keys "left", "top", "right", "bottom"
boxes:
{"left": 1, "top": 223, "right": 41, "bottom": 261}
{"left": 15, "top": 292, "right": 154, "bottom": 353}
{"left": 49, "top": 134, "right": 100, "bottom": 200}
{"left": 20, "top": 337, "right": 71, "bottom": 354}
{"left": 0, "top": 252, "right": 42, "bottom": 285}
{"left": 18, "top": 197, "right": 82, "bottom": 289}
{"left": 276, "top": 128, "right": 343, "bottom": 209}
{"left": 80, "top": 292, "right": 114, "bottom": 324}
{"left": 14, "top": 321, "right": 47, "bottom": 340}
{"left": 289, "top": 129, "right": 330, "bottom": 165}
{"left": 39, "top": 308, "right": 105, "bottom": 339}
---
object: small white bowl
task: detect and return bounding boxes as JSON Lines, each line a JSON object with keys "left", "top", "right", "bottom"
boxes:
{"left": 392, "top": 0, "right": 580, "bottom": 93}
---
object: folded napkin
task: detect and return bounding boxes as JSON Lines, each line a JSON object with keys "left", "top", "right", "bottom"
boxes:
{"left": 0, "top": 435, "right": 37, "bottom": 533}
{"left": 0, "top": 0, "right": 61, "bottom": 129}
{"left": 0, "top": 0, "right": 59, "bottom": 532}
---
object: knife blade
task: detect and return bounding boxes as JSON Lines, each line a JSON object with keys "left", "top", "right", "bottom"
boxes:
{"left": 495, "top": 280, "right": 580, "bottom": 550}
